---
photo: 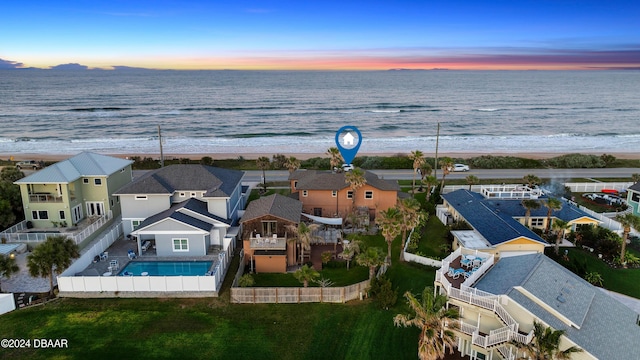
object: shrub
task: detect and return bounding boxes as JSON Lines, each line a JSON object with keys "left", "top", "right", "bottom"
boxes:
{"left": 368, "top": 275, "right": 398, "bottom": 309}
{"left": 543, "top": 154, "right": 606, "bottom": 168}
{"left": 238, "top": 274, "right": 254, "bottom": 287}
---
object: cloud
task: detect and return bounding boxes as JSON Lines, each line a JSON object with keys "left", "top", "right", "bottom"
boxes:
{"left": 0, "top": 58, "right": 25, "bottom": 69}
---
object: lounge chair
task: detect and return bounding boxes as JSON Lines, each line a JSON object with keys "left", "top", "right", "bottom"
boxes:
{"left": 100, "top": 252, "right": 108, "bottom": 260}
{"left": 141, "top": 241, "right": 150, "bottom": 252}
{"left": 128, "top": 250, "right": 137, "bottom": 259}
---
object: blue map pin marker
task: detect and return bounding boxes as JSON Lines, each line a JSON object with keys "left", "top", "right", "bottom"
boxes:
{"left": 335, "top": 125, "right": 362, "bottom": 165}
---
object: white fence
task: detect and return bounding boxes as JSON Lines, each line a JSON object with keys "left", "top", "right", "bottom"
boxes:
{"left": 0, "top": 211, "right": 113, "bottom": 246}
{"left": 59, "top": 221, "right": 123, "bottom": 277}
{"left": 565, "top": 182, "right": 632, "bottom": 193}
{"left": 402, "top": 228, "right": 443, "bottom": 268}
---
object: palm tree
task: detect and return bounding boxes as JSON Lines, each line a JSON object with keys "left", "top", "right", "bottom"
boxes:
{"left": 0, "top": 254, "right": 19, "bottom": 292}
{"left": 439, "top": 157, "right": 453, "bottom": 190}
{"left": 284, "top": 156, "right": 301, "bottom": 174}
{"left": 422, "top": 175, "right": 438, "bottom": 202}
{"left": 522, "top": 199, "right": 541, "bottom": 227}
{"left": 543, "top": 198, "right": 562, "bottom": 235}
{"left": 418, "top": 163, "right": 433, "bottom": 191}
{"left": 377, "top": 207, "right": 402, "bottom": 264}
{"left": 27, "top": 235, "right": 80, "bottom": 295}
{"left": 409, "top": 150, "right": 425, "bottom": 196}
{"left": 356, "top": 247, "right": 385, "bottom": 279}
{"left": 397, "top": 198, "right": 424, "bottom": 262}
{"left": 632, "top": 173, "right": 640, "bottom": 184}
{"left": 256, "top": 156, "right": 271, "bottom": 191}
{"left": 286, "top": 222, "right": 321, "bottom": 265}
{"left": 327, "top": 146, "right": 343, "bottom": 171}
{"left": 523, "top": 174, "right": 541, "bottom": 188}
{"left": 338, "top": 239, "right": 361, "bottom": 270}
{"left": 615, "top": 212, "right": 640, "bottom": 267}
{"left": 345, "top": 168, "right": 366, "bottom": 208}
{"left": 293, "top": 264, "right": 320, "bottom": 287}
{"left": 394, "top": 287, "right": 460, "bottom": 360}
{"left": 552, "top": 219, "right": 572, "bottom": 255}
{"left": 465, "top": 175, "right": 479, "bottom": 191}
{"left": 510, "top": 321, "right": 582, "bottom": 360}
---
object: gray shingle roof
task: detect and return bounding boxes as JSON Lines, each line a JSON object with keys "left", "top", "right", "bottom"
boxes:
{"left": 475, "top": 254, "right": 640, "bottom": 359}
{"left": 442, "top": 190, "right": 546, "bottom": 246}
{"left": 629, "top": 182, "right": 640, "bottom": 192}
{"left": 15, "top": 152, "right": 132, "bottom": 184}
{"left": 135, "top": 198, "right": 228, "bottom": 232}
{"left": 241, "top": 194, "right": 302, "bottom": 224}
{"left": 290, "top": 169, "right": 399, "bottom": 191}
{"left": 114, "top": 164, "right": 243, "bottom": 197}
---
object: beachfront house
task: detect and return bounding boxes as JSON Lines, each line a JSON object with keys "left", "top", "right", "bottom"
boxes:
{"left": 435, "top": 247, "right": 640, "bottom": 359}
{"left": 625, "top": 182, "right": 640, "bottom": 217}
{"left": 288, "top": 169, "right": 400, "bottom": 225}
{"left": 14, "top": 152, "right": 133, "bottom": 229}
{"left": 114, "top": 164, "right": 245, "bottom": 257}
{"left": 438, "top": 188, "right": 599, "bottom": 258}
{"left": 241, "top": 194, "right": 302, "bottom": 273}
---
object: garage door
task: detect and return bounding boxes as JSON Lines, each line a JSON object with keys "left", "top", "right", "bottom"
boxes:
{"left": 499, "top": 251, "right": 539, "bottom": 258}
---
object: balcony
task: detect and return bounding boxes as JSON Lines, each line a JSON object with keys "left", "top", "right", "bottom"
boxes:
{"left": 28, "top": 193, "right": 63, "bottom": 203}
{"left": 249, "top": 235, "right": 287, "bottom": 250}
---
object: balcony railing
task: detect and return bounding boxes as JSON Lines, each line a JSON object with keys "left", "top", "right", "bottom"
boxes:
{"left": 28, "top": 193, "right": 63, "bottom": 203}
{"left": 250, "top": 235, "right": 287, "bottom": 250}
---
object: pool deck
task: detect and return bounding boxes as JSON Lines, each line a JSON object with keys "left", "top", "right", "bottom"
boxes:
{"left": 77, "top": 236, "right": 222, "bottom": 277}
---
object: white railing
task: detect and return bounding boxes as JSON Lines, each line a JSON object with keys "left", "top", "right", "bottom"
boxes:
{"left": 71, "top": 211, "right": 113, "bottom": 245}
{"left": 403, "top": 228, "right": 443, "bottom": 268}
{"left": 0, "top": 220, "right": 28, "bottom": 238}
{"left": 460, "top": 321, "right": 478, "bottom": 335}
{"left": 249, "top": 236, "right": 287, "bottom": 250}
{"left": 59, "top": 221, "right": 123, "bottom": 278}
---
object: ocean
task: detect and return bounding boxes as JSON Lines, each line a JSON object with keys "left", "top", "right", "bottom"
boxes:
{"left": 1, "top": 69, "right": 639, "bottom": 157}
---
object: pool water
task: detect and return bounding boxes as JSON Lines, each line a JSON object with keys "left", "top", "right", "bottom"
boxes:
{"left": 118, "top": 261, "right": 213, "bottom": 276}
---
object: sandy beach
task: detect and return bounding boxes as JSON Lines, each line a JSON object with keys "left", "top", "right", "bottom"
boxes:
{"left": 2, "top": 150, "right": 639, "bottom": 163}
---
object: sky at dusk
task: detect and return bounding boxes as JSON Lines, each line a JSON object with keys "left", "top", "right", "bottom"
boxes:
{"left": 2, "top": 0, "right": 639, "bottom": 70}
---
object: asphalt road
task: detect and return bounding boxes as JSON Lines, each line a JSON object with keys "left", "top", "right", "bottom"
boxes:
{"left": 240, "top": 168, "right": 640, "bottom": 183}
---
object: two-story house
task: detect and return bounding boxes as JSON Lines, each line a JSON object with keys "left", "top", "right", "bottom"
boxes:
{"left": 240, "top": 194, "right": 302, "bottom": 273}
{"left": 435, "top": 248, "right": 640, "bottom": 360}
{"left": 14, "top": 152, "right": 133, "bottom": 229}
{"left": 288, "top": 169, "right": 400, "bottom": 224}
{"left": 114, "top": 164, "right": 245, "bottom": 257}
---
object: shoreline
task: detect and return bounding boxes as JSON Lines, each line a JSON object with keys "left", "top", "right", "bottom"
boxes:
{"left": 3, "top": 151, "right": 639, "bottom": 162}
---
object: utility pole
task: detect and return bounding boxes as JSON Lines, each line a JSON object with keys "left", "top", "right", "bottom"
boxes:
{"left": 434, "top": 122, "right": 440, "bottom": 180}
{"left": 158, "top": 125, "right": 164, "bottom": 168}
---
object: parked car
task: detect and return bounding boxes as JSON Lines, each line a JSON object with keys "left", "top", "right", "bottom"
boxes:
{"left": 16, "top": 160, "right": 41, "bottom": 170}
{"left": 451, "top": 163, "right": 470, "bottom": 172}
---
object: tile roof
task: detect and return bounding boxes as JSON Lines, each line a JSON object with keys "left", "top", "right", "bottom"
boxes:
{"left": 15, "top": 152, "right": 132, "bottom": 184}
{"left": 241, "top": 194, "right": 302, "bottom": 224}
{"left": 475, "top": 254, "right": 640, "bottom": 359}
{"left": 290, "top": 169, "right": 399, "bottom": 191}
{"left": 442, "top": 190, "right": 546, "bottom": 246}
{"left": 114, "top": 164, "right": 243, "bottom": 197}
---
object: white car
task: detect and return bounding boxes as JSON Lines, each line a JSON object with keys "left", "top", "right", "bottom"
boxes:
{"left": 451, "top": 163, "right": 470, "bottom": 172}
{"left": 341, "top": 164, "right": 354, "bottom": 172}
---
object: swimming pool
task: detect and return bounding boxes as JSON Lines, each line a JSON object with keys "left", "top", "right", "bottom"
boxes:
{"left": 118, "top": 261, "right": 213, "bottom": 276}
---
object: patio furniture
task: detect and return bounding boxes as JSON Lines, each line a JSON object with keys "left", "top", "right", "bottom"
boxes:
{"left": 128, "top": 250, "right": 137, "bottom": 259}
{"left": 102, "top": 271, "right": 112, "bottom": 276}
{"left": 460, "top": 258, "right": 473, "bottom": 268}
{"left": 473, "top": 258, "right": 483, "bottom": 267}
{"left": 141, "top": 241, "right": 151, "bottom": 252}
{"left": 270, "top": 235, "right": 277, "bottom": 244}
{"left": 100, "top": 252, "right": 108, "bottom": 260}
{"left": 108, "top": 260, "right": 119, "bottom": 272}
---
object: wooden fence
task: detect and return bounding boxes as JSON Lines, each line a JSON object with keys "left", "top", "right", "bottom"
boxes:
{"left": 231, "top": 279, "right": 370, "bottom": 304}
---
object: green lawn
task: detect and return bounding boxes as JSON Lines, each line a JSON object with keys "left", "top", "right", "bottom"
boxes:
{"left": 252, "top": 264, "right": 369, "bottom": 287}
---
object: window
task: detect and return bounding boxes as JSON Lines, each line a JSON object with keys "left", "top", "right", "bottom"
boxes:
{"left": 190, "top": 192, "right": 196, "bottom": 198}
{"left": 94, "top": 178, "right": 102, "bottom": 186}
{"left": 262, "top": 221, "right": 277, "bottom": 236}
{"left": 32, "top": 210, "right": 49, "bottom": 220}
{"left": 293, "top": 181, "right": 298, "bottom": 189}
{"left": 135, "top": 195, "right": 148, "bottom": 200}
{"left": 347, "top": 191, "right": 353, "bottom": 199}
{"left": 110, "top": 199, "right": 114, "bottom": 207}
{"left": 132, "top": 220, "right": 142, "bottom": 230}
{"left": 302, "top": 190, "right": 308, "bottom": 197}
{"left": 59, "top": 210, "right": 66, "bottom": 220}
{"left": 365, "top": 191, "right": 373, "bottom": 199}
{"left": 83, "top": 178, "right": 89, "bottom": 184}
{"left": 332, "top": 190, "right": 337, "bottom": 197}
{"left": 632, "top": 192, "right": 640, "bottom": 203}
{"left": 531, "top": 218, "right": 544, "bottom": 226}
{"left": 173, "top": 238, "right": 189, "bottom": 252}
{"left": 179, "top": 192, "right": 186, "bottom": 197}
